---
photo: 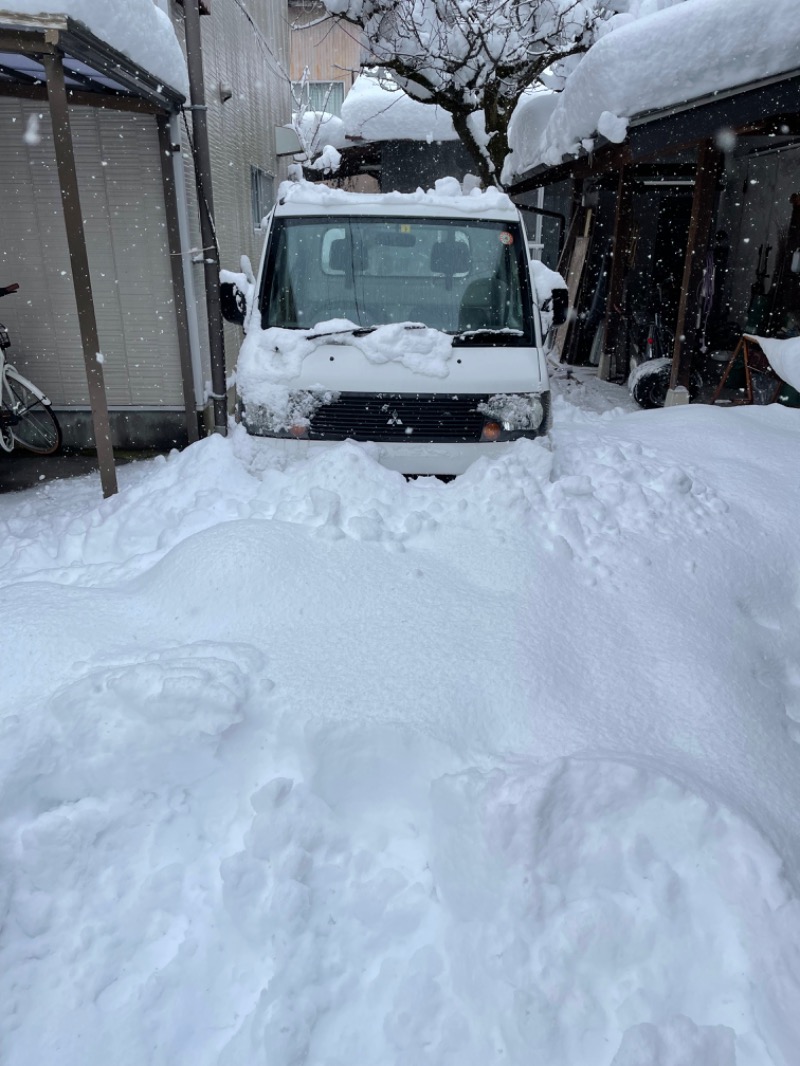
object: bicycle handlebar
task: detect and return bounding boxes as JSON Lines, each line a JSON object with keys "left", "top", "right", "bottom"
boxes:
{"left": 0, "top": 283, "right": 20, "bottom": 298}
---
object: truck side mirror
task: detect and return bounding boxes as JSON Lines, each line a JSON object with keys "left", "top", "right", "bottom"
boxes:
{"left": 550, "top": 287, "right": 568, "bottom": 327}
{"left": 220, "top": 281, "right": 247, "bottom": 325}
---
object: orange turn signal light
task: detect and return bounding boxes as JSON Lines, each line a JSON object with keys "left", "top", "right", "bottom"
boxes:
{"left": 480, "top": 420, "right": 502, "bottom": 442}
{"left": 289, "top": 424, "right": 308, "bottom": 439}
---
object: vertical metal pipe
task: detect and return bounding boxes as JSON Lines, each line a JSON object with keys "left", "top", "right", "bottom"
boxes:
{"left": 182, "top": 0, "right": 228, "bottom": 434}
{"left": 157, "top": 114, "right": 200, "bottom": 444}
{"left": 42, "top": 48, "right": 118, "bottom": 498}
{"left": 169, "top": 112, "right": 205, "bottom": 409}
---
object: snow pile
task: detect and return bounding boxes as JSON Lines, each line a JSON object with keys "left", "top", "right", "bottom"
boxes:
{"left": 506, "top": 0, "right": 800, "bottom": 178}
{"left": 754, "top": 335, "right": 800, "bottom": 394}
{"left": 308, "top": 143, "right": 342, "bottom": 174}
{"left": 293, "top": 109, "right": 348, "bottom": 154}
{"left": 2, "top": 385, "right": 800, "bottom": 1065}
{"left": 5, "top": 0, "right": 188, "bottom": 96}
{"left": 340, "top": 73, "right": 459, "bottom": 143}
{"left": 506, "top": 87, "right": 558, "bottom": 159}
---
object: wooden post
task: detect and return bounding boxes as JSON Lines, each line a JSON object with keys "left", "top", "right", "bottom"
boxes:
{"left": 599, "top": 167, "right": 634, "bottom": 382}
{"left": 554, "top": 208, "right": 593, "bottom": 361}
{"left": 157, "top": 116, "right": 200, "bottom": 444}
{"left": 668, "top": 141, "right": 723, "bottom": 396}
{"left": 43, "top": 48, "right": 118, "bottom": 498}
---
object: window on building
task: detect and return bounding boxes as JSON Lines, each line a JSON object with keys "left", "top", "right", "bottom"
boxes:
{"left": 291, "top": 80, "right": 345, "bottom": 117}
{"left": 250, "top": 166, "right": 274, "bottom": 231}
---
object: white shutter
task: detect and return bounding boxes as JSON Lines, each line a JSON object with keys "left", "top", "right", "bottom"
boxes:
{"left": 0, "top": 99, "right": 183, "bottom": 408}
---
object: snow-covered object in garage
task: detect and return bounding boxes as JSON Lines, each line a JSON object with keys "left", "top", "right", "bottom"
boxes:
{"left": 754, "top": 335, "right": 800, "bottom": 395}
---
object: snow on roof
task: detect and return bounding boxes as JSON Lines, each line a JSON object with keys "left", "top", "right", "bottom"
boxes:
{"left": 3, "top": 0, "right": 188, "bottom": 96}
{"left": 276, "top": 175, "right": 518, "bottom": 218}
{"left": 293, "top": 110, "right": 349, "bottom": 153}
{"left": 340, "top": 73, "right": 459, "bottom": 144}
{"left": 505, "top": 0, "right": 800, "bottom": 181}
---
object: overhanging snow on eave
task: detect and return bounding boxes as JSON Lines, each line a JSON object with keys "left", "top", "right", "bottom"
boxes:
{"left": 0, "top": 11, "right": 185, "bottom": 110}
{"left": 508, "top": 67, "right": 800, "bottom": 195}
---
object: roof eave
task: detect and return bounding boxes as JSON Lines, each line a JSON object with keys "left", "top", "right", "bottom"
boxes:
{"left": 0, "top": 10, "right": 186, "bottom": 110}
{"left": 508, "top": 66, "right": 800, "bottom": 195}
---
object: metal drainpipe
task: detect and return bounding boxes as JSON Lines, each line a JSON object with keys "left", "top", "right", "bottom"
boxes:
{"left": 169, "top": 111, "right": 205, "bottom": 410}
{"left": 182, "top": 0, "right": 227, "bottom": 435}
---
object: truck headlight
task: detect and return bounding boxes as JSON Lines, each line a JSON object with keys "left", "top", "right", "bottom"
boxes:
{"left": 478, "top": 393, "right": 547, "bottom": 440}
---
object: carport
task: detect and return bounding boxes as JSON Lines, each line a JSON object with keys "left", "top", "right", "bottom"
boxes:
{"left": 0, "top": 11, "right": 198, "bottom": 496}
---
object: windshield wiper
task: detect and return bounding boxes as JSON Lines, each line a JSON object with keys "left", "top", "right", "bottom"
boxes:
{"left": 452, "top": 328, "right": 524, "bottom": 345}
{"left": 305, "top": 323, "right": 435, "bottom": 341}
{"left": 305, "top": 325, "right": 377, "bottom": 341}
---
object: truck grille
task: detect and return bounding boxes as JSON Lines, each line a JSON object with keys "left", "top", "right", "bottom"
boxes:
{"left": 309, "top": 393, "right": 487, "bottom": 443}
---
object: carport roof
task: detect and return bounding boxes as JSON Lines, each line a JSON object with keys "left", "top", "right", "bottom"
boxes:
{"left": 0, "top": 12, "right": 185, "bottom": 111}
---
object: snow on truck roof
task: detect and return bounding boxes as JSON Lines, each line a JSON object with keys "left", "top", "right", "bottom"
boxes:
{"left": 275, "top": 177, "right": 520, "bottom": 221}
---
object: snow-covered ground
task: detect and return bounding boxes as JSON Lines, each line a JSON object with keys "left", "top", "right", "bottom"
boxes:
{"left": 2, "top": 376, "right": 800, "bottom": 1066}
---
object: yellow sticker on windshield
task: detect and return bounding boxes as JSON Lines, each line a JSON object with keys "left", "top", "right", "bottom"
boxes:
{"left": 499, "top": 231, "right": 514, "bottom": 245}
{"left": 400, "top": 224, "right": 411, "bottom": 233}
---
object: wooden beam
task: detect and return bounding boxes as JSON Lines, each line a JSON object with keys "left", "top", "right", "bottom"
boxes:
{"left": 554, "top": 211, "right": 592, "bottom": 361}
{"left": 42, "top": 49, "right": 117, "bottom": 498}
{"left": 598, "top": 167, "right": 635, "bottom": 382}
{"left": 668, "top": 141, "right": 723, "bottom": 394}
{"left": 0, "top": 29, "right": 56, "bottom": 53}
{"left": 0, "top": 79, "right": 166, "bottom": 112}
{"left": 173, "top": 0, "right": 212, "bottom": 13}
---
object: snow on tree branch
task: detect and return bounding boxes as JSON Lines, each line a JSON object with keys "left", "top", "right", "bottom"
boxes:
{"left": 319, "top": 0, "right": 608, "bottom": 186}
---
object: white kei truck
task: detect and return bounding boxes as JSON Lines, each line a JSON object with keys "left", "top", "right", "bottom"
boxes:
{"left": 220, "top": 179, "right": 567, "bottom": 476}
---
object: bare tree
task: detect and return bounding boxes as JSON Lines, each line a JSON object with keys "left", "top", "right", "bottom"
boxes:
{"left": 319, "top": 0, "right": 607, "bottom": 186}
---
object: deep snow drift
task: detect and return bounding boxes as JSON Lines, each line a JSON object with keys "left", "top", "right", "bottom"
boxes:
{"left": 2, "top": 381, "right": 800, "bottom": 1066}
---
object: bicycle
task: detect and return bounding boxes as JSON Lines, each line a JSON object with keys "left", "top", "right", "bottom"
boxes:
{"left": 1, "top": 283, "right": 62, "bottom": 455}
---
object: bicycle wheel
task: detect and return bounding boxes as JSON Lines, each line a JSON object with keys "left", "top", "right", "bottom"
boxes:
{"left": 3, "top": 368, "right": 61, "bottom": 455}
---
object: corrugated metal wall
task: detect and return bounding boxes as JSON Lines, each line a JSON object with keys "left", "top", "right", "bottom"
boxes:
{"left": 170, "top": 0, "right": 291, "bottom": 392}
{"left": 0, "top": 99, "right": 183, "bottom": 409}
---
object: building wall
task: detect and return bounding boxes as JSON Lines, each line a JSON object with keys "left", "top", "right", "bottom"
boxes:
{"left": 169, "top": 0, "right": 291, "bottom": 394}
{"left": 0, "top": 99, "right": 183, "bottom": 412}
{"left": 289, "top": 0, "right": 361, "bottom": 89}
{"left": 717, "top": 146, "right": 800, "bottom": 326}
{"left": 380, "top": 140, "right": 478, "bottom": 194}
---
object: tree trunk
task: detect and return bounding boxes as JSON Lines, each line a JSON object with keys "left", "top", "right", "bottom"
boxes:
{"left": 447, "top": 111, "right": 512, "bottom": 188}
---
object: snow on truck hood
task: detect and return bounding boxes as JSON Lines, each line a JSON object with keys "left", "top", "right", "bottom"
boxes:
{"left": 235, "top": 322, "right": 548, "bottom": 424}
{"left": 239, "top": 320, "right": 454, "bottom": 388}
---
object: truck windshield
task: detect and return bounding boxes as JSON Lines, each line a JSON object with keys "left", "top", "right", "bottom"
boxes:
{"left": 260, "top": 216, "right": 532, "bottom": 338}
